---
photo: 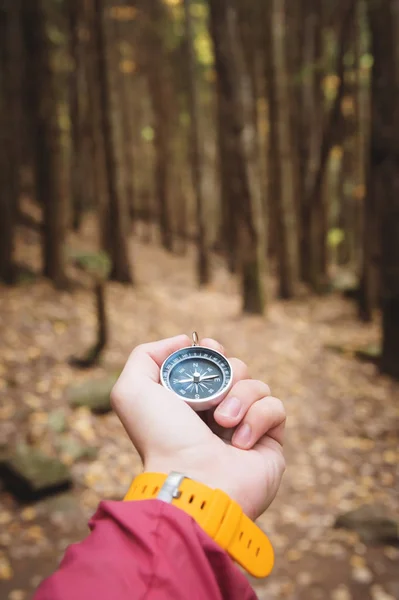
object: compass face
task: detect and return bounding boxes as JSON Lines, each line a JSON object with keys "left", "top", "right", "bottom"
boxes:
{"left": 160, "top": 346, "right": 232, "bottom": 408}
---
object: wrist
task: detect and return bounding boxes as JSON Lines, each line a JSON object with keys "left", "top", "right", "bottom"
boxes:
{"left": 124, "top": 471, "right": 274, "bottom": 578}
{"left": 142, "top": 462, "right": 255, "bottom": 520}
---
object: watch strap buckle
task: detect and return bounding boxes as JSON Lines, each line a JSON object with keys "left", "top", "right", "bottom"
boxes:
{"left": 156, "top": 471, "right": 186, "bottom": 503}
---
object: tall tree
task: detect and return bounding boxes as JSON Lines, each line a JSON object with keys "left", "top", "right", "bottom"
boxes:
{"left": 67, "top": 0, "right": 86, "bottom": 231}
{"left": 265, "top": 0, "right": 299, "bottom": 298}
{"left": 139, "top": 0, "right": 174, "bottom": 252}
{"left": 367, "top": 0, "right": 399, "bottom": 378}
{"left": 303, "top": 1, "right": 356, "bottom": 290}
{"left": 22, "top": 0, "right": 67, "bottom": 288}
{"left": 93, "top": 0, "right": 133, "bottom": 283}
{"left": 0, "top": 0, "right": 22, "bottom": 283}
{"left": 209, "top": 0, "right": 265, "bottom": 314}
{"left": 183, "top": 0, "right": 210, "bottom": 285}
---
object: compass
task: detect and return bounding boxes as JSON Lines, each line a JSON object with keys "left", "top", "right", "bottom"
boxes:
{"left": 160, "top": 332, "right": 233, "bottom": 411}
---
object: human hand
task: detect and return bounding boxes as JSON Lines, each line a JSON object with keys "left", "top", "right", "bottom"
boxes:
{"left": 111, "top": 335, "right": 286, "bottom": 520}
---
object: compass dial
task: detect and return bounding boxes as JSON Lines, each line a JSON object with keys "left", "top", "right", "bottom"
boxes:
{"left": 160, "top": 345, "right": 233, "bottom": 410}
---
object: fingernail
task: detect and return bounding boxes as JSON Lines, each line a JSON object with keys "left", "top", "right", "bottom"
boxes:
{"left": 233, "top": 423, "right": 252, "bottom": 447}
{"left": 217, "top": 396, "right": 241, "bottom": 418}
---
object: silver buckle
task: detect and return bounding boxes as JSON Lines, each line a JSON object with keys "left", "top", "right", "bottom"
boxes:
{"left": 157, "top": 472, "right": 186, "bottom": 503}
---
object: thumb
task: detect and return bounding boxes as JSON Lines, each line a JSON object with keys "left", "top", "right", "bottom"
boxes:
{"left": 111, "top": 335, "right": 200, "bottom": 453}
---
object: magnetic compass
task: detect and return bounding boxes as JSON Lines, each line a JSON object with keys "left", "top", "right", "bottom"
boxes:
{"left": 160, "top": 332, "right": 233, "bottom": 411}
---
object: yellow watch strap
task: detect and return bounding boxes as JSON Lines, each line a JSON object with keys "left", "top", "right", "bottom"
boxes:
{"left": 124, "top": 472, "right": 274, "bottom": 578}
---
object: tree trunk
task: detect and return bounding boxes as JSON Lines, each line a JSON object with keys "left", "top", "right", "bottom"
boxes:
{"left": 183, "top": 0, "right": 210, "bottom": 285}
{"left": 304, "top": 1, "right": 356, "bottom": 291}
{"left": 0, "top": 0, "right": 22, "bottom": 283}
{"left": 366, "top": 0, "right": 399, "bottom": 377}
{"left": 119, "top": 67, "right": 136, "bottom": 222}
{"left": 209, "top": 0, "right": 265, "bottom": 314}
{"left": 67, "top": 0, "right": 85, "bottom": 231}
{"left": 298, "top": 0, "right": 323, "bottom": 284}
{"left": 22, "top": 0, "right": 67, "bottom": 288}
{"left": 265, "top": 0, "right": 299, "bottom": 299}
{"left": 93, "top": 0, "right": 133, "bottom": 283}
{"left": 141, "top": 0, "right": 173, "bottom": 252}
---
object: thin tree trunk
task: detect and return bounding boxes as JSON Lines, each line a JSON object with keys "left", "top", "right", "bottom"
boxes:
{"left": 119, "top": 68, "right": 136, "bottom": 222}
{"left": 183, "top": 0, "right": 210, "bottom": 285}
{"left": 266, "top": 0, "right": 299, "bottom": 299}
{"left": 209, "top": 0, "right": 265, "bottom": 314}
{"left": 22, "top": 0, "right": 67, "bottom": 288}
{"left": 93, "top": 0, "right": 133, "bottom": 283}
{"left": 68, "top": 0, "right": 85, "bottom": 231}
{"left": 299, "top": 0, "right": 323, "bottom": 283}
{"left": 141, "top": 0, "right": 173, "bottom": 251}
{"left": 367, "top": 0, "right": 399, "bottom": 377}
{"left": 304, "top": 1, "right": 356, "bottom": 290}
{"left": 0, "top": 0, "right": 22, "bottom": 283}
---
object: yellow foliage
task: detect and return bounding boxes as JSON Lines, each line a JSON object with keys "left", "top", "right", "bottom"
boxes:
{"left": 352, "top": 184, "right": 366, "bottom": 200}
{"left": 0, "top": 553, "right": 13, "bottom": 581}
{"left": 119, "top": 60, "right": 136, "bottom": 75}
{"left": 330, "top": 145, "right": 343, "bottom": 161}
{"left": 109, "top": 6, "right": 137, "bottom": 21}
{"left": 341, "top": 95, "right": 355, "bottom": 117}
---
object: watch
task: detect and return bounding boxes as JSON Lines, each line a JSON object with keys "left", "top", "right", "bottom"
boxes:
{"left": 124, "top": 472, "right": 274, "bottom": 578}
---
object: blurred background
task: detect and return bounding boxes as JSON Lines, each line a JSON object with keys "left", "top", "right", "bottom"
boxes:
{"left": 0, "top": 0, "right": 398, "bottom": 598}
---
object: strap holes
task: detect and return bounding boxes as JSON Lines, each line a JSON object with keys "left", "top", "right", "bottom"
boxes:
{"left": 256, "top": 547, "right": 260, "bottom": 557}
{"left": 142, "top": 485, "right": 147, "bottom": 493}
{"left": 200, "top": 501, "right": 206, "bottom": 510}
{"left": 239, "top": 532, "right": 243, "bottom": 541}
{"left": 153, "top": 486, "right": 159, "bottom": 494}
{"left": 247, "top": 540, "right": 252, "bottom": 549}
{"left": 189, "top": 495, "right": 194, "bottom": 504}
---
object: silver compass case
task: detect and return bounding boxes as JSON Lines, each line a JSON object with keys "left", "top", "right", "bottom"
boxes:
{"left": 160, "top": 333, "right": 233, "bottom": 411}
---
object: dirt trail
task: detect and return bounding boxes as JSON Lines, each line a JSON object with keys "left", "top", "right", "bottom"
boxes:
{"left": 1, "top": 238, "right": 398, "bottom": 599}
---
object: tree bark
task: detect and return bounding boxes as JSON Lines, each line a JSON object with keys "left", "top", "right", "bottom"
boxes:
{"left": 265, "top": 0, "right": 299, "bottom": 299}
{"left": 0, "top": 0, "right": 22, "bottom": 283}
{"left": 67, "top": 0, "right": 86, "bottom": 231}
{"left": 183, "top": 0, "right": 210, "bottom": 285}
{"left": 140, "top": 0, "right": 173, "bottom": 252}
{"left": 366, "top": 0, "right": 399, "bottom": 377}
{"left": 304, "top": 1, "right": 356, "bottom": 291}
{"left": 209, "top": 0, "right": 265, "bottom": 314}
{"left": 93, "top": 0, "right": 133, "bottom": 283}
{"left": 22, "top": 0, "right": 67, "bottom": 288}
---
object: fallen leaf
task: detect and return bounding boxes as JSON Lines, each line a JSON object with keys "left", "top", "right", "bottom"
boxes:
{"left": 370, "top": 585, "right": 396, "bottom": 600}
{"left": 331, "top": 585, "right": 352, "bottom": 600}
{"left": 20, "top": 507, "right": 37, "bottom": 522}
{"left": 352, "top": 566, "right": 373, "bottom": 584}
{"left": 0, "top": 554, "right": 13, "bottom": 580}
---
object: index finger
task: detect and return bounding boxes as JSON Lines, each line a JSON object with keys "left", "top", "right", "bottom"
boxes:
{"left": 126, "top": 334, "right": 191, "bottom": 382}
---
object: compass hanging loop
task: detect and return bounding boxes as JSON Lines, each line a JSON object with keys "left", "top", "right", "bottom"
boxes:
{"left": 192, "top": 331, "right": 199, "bottom": 346}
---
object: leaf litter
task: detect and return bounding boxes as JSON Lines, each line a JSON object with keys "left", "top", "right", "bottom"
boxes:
{"left": 0, "top": 232, "right": 398, "bottom": 600}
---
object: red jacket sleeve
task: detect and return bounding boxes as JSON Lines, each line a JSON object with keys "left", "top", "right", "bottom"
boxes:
{"left": 33, "top": 499, "right": 257, "bottom": 600}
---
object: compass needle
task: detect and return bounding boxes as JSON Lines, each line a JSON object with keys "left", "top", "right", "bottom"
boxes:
{"left": 160, "top": 334, "right": 233, "bottom": 410}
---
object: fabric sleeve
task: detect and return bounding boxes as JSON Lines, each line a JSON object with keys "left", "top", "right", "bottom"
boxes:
{"left": 33, "top": 499, "right": 257, "bottom": 600}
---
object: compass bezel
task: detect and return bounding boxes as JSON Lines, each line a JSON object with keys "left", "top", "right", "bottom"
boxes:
{"left": 160, "top": 345, "right": 233, "bottom": 411}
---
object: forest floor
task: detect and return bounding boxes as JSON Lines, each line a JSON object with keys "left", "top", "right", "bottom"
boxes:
{"left": 0, "top": 219, "right": 398, "bottom": 600}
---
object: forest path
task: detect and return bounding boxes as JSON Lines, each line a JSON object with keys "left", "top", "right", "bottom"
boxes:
{"left": 0, "top": 235, "right": 398, "bottom": 600}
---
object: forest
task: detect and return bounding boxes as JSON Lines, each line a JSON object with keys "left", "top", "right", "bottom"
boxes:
{"left": 0, "top": 0, "right": 398, "bottom": 599}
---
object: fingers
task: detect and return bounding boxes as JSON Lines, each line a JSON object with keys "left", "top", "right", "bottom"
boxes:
{"left": 232, "top": 396, "right": 286, "bottom": 450}
{"left": 214, "top": 379, "right": 271, "bottom": 425}
{"left": 229, "top": 358, "right": 249, "bottom": 385}
{"left": 200, "top": 337, "right": 249, "bottom": 386}
{"left": 200, "top": 338, "right": 225, "bottom": 355}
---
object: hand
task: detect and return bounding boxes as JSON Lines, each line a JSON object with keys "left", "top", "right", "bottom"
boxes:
{"left": 111, "top": 335, "right": 286, "bottom": 520}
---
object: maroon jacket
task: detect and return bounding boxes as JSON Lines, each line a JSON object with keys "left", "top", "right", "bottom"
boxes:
{"left": 34, "top": 499, "right": 257, "bottom": 600}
